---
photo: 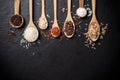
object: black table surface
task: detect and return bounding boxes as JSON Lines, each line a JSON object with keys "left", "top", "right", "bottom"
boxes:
{"left": 0, "top": 0, "right": 119, "bottom": 80}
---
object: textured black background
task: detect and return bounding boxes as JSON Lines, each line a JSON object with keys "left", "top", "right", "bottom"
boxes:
{"left": 0, "top": 0, "right": 119, "bottom": 80}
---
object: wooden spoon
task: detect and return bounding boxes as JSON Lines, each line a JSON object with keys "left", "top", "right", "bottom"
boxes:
{"left": 38, "top": 0, "right": 48, "bottom": 30}
{"left": 76, "top": 0, "right": 87, "bottom": 18}
{"left": 23, "top": 0, "right": 39, "bottom": 42}
{"left": 9, "top": 0, "right": 24, "bottom": 28}
{"left": 50, "top": 0, "right": 61, "bottom": 38}
{"left": 87, "top": 0, "right": 100, "bottom": 42}
{"left": 63, "top": 0, "right": 75, "bottom": 38}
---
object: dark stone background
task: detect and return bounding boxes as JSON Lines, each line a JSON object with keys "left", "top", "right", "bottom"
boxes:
{"left": 0, "top": 0, "right": 119, "bottom": 80}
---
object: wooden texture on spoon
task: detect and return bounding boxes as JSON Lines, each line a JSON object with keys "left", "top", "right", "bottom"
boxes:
{"left": 52, "top": 0, "right": 59, "bottom": 28}
{"left": 14, "top": 0, "right": 20, "bottom": 15}
{"left": 23, "top": 0, "right": 39, "bottom": 42}
{"left": 63, "top": 0, "right": 75, "bottom": 38}
{"left": 41, "top": 0, "right": 46, "bottom": 18}
{"left": 88, "top": 0, "right": 100, "bottom": 42}
{"left": 51, "top": 0, "right": 60, "bottom": 37}
{"left": 79, "top": 0, "right": 84, "bottom": 7}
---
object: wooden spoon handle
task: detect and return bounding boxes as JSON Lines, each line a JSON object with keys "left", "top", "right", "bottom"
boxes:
{"left": 67, "top": 0, "right": 71, "bottom": 17}
{"left": 53, "top": 0, "right": 57, "bottom": 23}
{"left": 41, "top": 0, "right": 45, "bottom": 17}
{"left": 92, "top": 0, "right": 96, "bottom": 16}
{"left": 29, "top": 0, "right": 33, "bottom": 22}
{"left": 79, "top": 0, "right": 84, "bottom": 7}
{"left": 14, "top": 0, "right": 20, "bottom": 15}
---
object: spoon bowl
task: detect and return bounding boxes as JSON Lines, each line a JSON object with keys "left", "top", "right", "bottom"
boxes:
{"left": 88, "top": 19, "right": 100, "bottom": 41}
{"left": 24, "top": 23, "right": 39, "bottom": 42}
{"left": 10, "top": 14, "right": 24, "bottom": 28}
{"left": 51, "top": 26, "right": 61, "bottom": 38}
{"left": 38, "top": 17, "right": 48, "bottom": 30}
{"left": 63, "top": 17, "right": 75, "bottom": 38}
{"left": 76, "top": 7, "right": 87, "bottom": 18}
